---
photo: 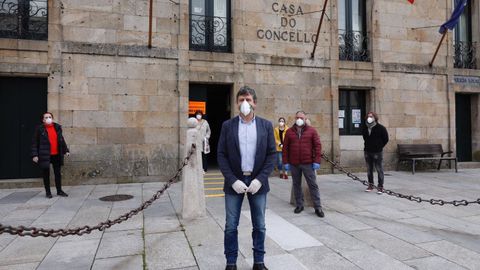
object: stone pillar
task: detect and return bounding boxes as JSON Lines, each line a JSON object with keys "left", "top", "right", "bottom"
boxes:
{"left": 182, "top": 118, "right": 206, "bottom": 220}
{"left": 289, "top": 175, "right": 314, "bottom": 208}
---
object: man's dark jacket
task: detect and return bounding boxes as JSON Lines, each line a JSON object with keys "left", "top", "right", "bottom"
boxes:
{"left": 31, "top": 123, "right": 69, "bottom": 169}
{"left": 217, "top": 116, "right": 276, "bottom": 195}
{"left": 362, "top": 123, "right": 389, "bottom": 153}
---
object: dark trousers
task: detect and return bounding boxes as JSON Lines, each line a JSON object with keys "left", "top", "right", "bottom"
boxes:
{"left": 202, "top": 152, "right": 208, "bottom": 172}
{"left": 364, "top": 151, "right": 384, "bottom": 188}
{"left": 42, "top": 155, "right": 62, "bottom": 194}
{"left": 290, "top": 164, "right": 322, "bottom": 209}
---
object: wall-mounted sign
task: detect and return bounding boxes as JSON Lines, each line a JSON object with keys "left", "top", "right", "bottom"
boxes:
{"left": 453, "top": 75, "right": 480, "bottom": 87}
{"left": 256, "top": 2, "right": 317, "bottom": 44}
{"left": 189, "top": 101, "right": 206, "bottom": 115}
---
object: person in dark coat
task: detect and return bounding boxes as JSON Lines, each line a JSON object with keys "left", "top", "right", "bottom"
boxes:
{"left": 362, "top": 111, "right": 389, "bottom": 194}
{"left": 217, "top": 86, "right": 275, "bottom": 270}
{"left": 31, "top": 112, "right": 70, "bottom": 198}
{"left": 282, "top": 111, "right": 324, "bottom": 218}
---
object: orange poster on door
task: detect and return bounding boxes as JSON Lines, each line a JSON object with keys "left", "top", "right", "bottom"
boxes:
{"left": 189, "top": 101, "right": 206, "bottom": 115}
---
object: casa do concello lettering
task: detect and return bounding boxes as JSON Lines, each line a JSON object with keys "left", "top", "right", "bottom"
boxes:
{"left": 256, "top": 2, "right": 317, "bottom": 44}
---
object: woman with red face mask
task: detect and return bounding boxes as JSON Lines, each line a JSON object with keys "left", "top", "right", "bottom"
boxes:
{"left": 31, "top": 112, "right": 70, "bottom": 198}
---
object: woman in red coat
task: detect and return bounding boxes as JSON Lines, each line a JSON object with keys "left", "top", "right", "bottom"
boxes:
{"left": 31, "top": 112, "right": 70, "bottom": 198}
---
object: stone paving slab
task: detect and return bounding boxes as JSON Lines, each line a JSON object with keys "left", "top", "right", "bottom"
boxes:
{"left": 244, "top": 209, "right": 323, "bottom": 251}
{"left": 289, "top": 246, "right": 361, "bottom": 270}
{"left": 403, "top": 256, "right": 468, "bottom": 270}
{"left": 96, "top": 229, "right": 143, "bottom": 259}
{"left": 349, "top": 229, "right": 432, "bottom": 261}
{"left": 36, "top": 238, "right": 99, "bottom": 270}
{"left": 91, "top": 255, "right": 143, "bottom": 270}
{"left": 145, "top": 231, "right": 197, "bottom": 270}
{"left": 0, "top": 262, "right": 38, "bottom": 270}
{"left": 0, "top": 192, "right": 40, "bottom": 204}
{"left": 0, "top": 237, "right": 56, "bottom": 266}
{"left": 418, "top": 240, "right": 480, "bottom": 270}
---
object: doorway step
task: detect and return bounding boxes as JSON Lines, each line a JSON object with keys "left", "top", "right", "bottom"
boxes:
{"left": 457, "top": 162, "right": 480, "bottom": 169}
{"left": 0, "top": 178, "right": 43, "bottom": 189}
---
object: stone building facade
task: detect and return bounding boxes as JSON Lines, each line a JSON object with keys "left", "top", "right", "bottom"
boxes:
{"left": 1, "top": 0, "right": 479, "bottom": 184}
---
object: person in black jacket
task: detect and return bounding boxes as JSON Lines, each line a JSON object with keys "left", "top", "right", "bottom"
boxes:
{"left": 362, "top": 111, "right": 389, "bottom": 194}
{"left": 31, "top": 112, "right": 70, "bottom": 198}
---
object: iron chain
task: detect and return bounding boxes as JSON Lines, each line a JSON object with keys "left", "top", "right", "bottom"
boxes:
{"left": 321, "top": 152, "right": 480, "bottom": 207}
{"left": 0, "top": 144, "right": 196, "bottom": 237}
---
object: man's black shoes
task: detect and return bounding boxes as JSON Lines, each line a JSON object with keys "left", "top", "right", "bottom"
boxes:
{"left": 293, "top": 206, "right": 304, "bottom": 214}
{"left": 253, "top": 263, "right": 269, "bottom": 270}
{"left": 57, "top": 190, "right": 69, "bottom": 197}
{"left": 46, "top": 193, "right": 52, "bottom": 199}
{"left": 225, "top": 265, "right": 237, "bottom": 270}
{"left": 315, "top": 209, "right": 325, "bottom": 218}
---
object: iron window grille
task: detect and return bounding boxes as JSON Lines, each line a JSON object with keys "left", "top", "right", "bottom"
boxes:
{"left": 190, "top": 14, "right": 231, "bottom": 52}
{"left": 339, "top": 30, "right": 370, "bottom": 62}
{"left": 453, "top": 41, "right": 477, "bottom": 69}
{"left": 0, "top": 0, "right": 48, "bottom": 40}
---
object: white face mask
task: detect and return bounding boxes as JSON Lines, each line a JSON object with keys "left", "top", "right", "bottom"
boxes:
{"left": 279, "top": 122, "right": 285, "bottom": 127}
{"left": 196, "top": 114, "right": 202, "bottom": 120}
{"left": 44, "top": 117, "right": 53, "bottom": 125}
{"left": 367, "top": 117, "right": 374, "bottom": 124}
{"left": 240, "top": 100, "right": 252, "bottom": 116}
{"left": 295, "top": 118, "right": 304, "bottom": 127}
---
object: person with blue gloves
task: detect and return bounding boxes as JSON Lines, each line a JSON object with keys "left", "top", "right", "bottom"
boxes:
{"left": 282, "top": 111, "right": 324, "bottom": 218}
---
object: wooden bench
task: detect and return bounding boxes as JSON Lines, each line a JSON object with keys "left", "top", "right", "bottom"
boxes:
{"left": 397, "top": 144, "right": 458, "bottom": 174}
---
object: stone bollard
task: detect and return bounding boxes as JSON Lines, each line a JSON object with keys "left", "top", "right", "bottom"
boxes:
{"left": 182, "top": 117, "right": 206, "bottom": 220}
{"left": 289, "top": 176, "right": 314, "bottom": 207}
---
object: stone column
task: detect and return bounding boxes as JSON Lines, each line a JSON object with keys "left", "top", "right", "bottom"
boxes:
{"left": 182, "top": 118, "right": 206, "bottom": 220}
{"left": 289, "top": 176, "right": 314, "bottom": 207}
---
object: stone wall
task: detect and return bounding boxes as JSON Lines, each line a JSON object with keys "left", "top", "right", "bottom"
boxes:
{"left": 1, "top": 0, "right": 480, "bottom": 183}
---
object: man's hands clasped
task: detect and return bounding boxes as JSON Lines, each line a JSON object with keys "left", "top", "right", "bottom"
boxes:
{"left": 232, "top": 179, "right": 262, "bottom": 195}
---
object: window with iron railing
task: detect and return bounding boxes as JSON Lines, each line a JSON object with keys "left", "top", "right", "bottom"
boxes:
{"left": 338, "top": 0, "right": 369, "bottom": 62}
{"left": 453, "top": 0, "right": 476, "bottom": 69}
{"left": 190, "top": 0, "right": 231, "bottom": 52}
{"left": 0, "top": 0, "right": 47, "bottom": 40}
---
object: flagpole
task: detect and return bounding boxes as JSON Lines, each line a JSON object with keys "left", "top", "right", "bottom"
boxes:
{"left": 148, "top": 0, "right": 153, "bottom": 48}
{"left": 429, "top": 31, "right": 447, "bottom": 67}
{"left": 310, "top": 0, "right": 329, "bottom": 59}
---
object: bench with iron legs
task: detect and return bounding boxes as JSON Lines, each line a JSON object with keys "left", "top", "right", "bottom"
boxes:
{"left": 397, "top": 144, "right": 458, "bottom": 174}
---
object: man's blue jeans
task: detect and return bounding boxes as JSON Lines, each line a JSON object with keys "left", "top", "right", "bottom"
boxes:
{"left": 224, "top": 177, "right": 267, "bottom": 265}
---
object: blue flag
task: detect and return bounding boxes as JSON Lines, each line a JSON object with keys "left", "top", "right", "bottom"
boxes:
{"left": 439, "top": 0, "right": 468, "bottom": 34}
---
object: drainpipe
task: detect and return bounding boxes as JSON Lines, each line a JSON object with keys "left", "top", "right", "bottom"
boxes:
{"left": 176, "top": 1, "right": 182, "bottom": 166}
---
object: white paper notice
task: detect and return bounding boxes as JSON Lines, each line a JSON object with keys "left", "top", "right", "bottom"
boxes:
{"left": 338, "top": 110, "right": 345, "bottom": 118}
{"left": 352, "top": 109, "right": 361, "bottom": 124}
{"left": 339, "top": 118, "right": 344, "bottom": 129}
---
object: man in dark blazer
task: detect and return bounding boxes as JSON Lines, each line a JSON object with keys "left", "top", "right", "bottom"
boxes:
{"left": 217, "top": 86, "right": 276, "bottom": 270}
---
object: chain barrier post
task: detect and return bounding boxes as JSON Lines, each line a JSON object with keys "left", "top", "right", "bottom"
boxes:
{"left": 182, "top": 118, "right": 206, "bottom": 220}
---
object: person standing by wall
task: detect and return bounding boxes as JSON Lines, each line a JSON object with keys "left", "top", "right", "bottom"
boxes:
{"left": 362, "top": 111, "right": 389, "bottom": 194}
{"left": 217, "top": 86, "right": 275, "bottom": 270}
{"left": 195, "top": 110, "right": 211, "bottom": 173}
{"left": 283, "top": 111, "right": 324, "bottom": 218}
{"left": 274, "top": 117, "right": 288, "bottom": 179}
{"left": 31, "top": 112, "right": 70, "bottom": 198}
